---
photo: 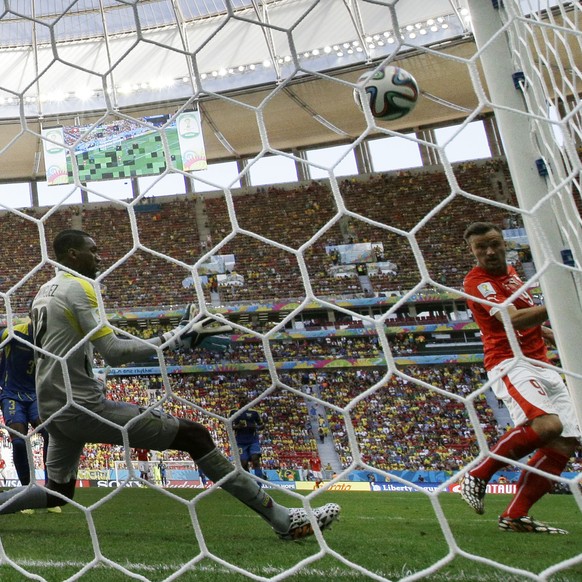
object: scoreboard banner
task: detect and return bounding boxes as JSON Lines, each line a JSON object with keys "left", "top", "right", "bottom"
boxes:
{"left": 42, "top": 112, "right": 207, "bottom": 185}
{"left": 176, "top": 111, "right": 207, "bottom": 171}
{"left": 42, "top": 127, "right": 68, "bottom": 186}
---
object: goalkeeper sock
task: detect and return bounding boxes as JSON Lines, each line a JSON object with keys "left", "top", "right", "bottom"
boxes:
{"left": 502, "top": 448, "right": 569, "bottom": 519}
{"left": 471, "top": 425, "right": 543, "bottom": 482}
{"left": 196, "top": 448, "right": 290, "bottom": 533}
{"left": 0, "top": 485, "right": 48, "bottom": 514}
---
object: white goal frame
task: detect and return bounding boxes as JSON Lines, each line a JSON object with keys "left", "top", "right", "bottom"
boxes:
{"left": 468, "top": 0, "right": 582, "bottom": 432}
{"left": 112, "top": 460, "right": 199, "bottom": 485}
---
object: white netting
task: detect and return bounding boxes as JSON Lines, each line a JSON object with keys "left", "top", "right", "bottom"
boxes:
{"left": 0, "top": 0, "right": 580, "bottom": 580}
{"left": 112, "top": 460, "right": 197, "bottom": 485}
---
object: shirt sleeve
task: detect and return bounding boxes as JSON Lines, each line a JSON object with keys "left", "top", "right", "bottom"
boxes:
{"left": 93, "top": 333, "right": 163, "bottom": 367}
{"left": 67, "top": 277, "right": 114, "bottom": 342}
{"left": 69, "top": 277, "right": 163, "bottom": 366}
{"left": 251, "top": 409, "right": 264, "bottom": 429}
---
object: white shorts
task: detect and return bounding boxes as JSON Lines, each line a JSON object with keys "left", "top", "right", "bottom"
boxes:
{"left": 488, "top": 359, "right": 581, "bottom": 440}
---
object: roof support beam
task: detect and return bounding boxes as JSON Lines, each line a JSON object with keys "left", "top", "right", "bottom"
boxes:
{"left": 250, "top": 0, "right": 282, "bottom": 81}
{"left": 342, "top": 0, "right": 371, "bottom": 62}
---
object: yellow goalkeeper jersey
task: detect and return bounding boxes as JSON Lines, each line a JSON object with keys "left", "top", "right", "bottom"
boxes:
{"left": 32, "top": 271, "right": 113, "bottom": 421}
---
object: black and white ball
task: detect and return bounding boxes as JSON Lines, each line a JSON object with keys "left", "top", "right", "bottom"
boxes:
{"left": 354, "top": 65, "right": 419, "bottom": 121}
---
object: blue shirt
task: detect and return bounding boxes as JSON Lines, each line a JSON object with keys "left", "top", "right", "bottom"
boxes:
{"left": 229, "top": 407, "right": 264, "bottom": 444}
{"left": 0, "top": 322, "right": 36, "bottom": 401}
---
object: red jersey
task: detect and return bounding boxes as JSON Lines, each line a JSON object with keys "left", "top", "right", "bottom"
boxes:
{"left": 136, "top": 449, "right": 149, "bottom": 461}
{"left": 310, "top": 457, "right": 322, "bottom": 472}
{"left": 463, "top": 265, "right": 548, "bottom": 370}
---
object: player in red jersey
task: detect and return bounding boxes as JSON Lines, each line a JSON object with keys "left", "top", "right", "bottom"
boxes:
{"left": 310, "top": 457, "right": 323, "bottom": 489}
{"left": 135, "top": 448, "right": 150, "bottom": 481}
{"left": 460, "top": 222, "right": 580, "bottom": 534}
{"left": 0, "top": 456, "right": 6, "bottom": 486}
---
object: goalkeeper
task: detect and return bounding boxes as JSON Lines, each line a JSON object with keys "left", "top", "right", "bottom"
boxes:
{"left": 0, "top": 229, "right": 340, "bottom": 541}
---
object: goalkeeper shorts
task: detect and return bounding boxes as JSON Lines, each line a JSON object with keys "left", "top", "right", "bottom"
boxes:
{"left": 45, "top": 400, "right": 180, "bottom": 483}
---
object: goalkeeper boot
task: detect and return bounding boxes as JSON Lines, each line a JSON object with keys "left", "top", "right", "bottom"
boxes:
{"left": 460, "top": 473, "right": 487, "bottom": 515}
{"left": 20, "top": 509, "right": 35, "bottom": 515}
{"left": 47, "top": 506, "right": 62, "bottom": 514}
{"left": 275, "top": 502, "right": 341, "bottom": 541}
{"left": 498, "top": 515, "right": 568, "bottom": 535}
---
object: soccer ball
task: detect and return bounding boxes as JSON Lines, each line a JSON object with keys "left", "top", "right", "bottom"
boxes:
{"left": 354, "top": 65, "right": 419, "bottom": 121}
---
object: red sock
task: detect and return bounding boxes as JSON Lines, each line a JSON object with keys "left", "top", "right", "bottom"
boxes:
{"left": 471, "top": 425, "right": 544, "bottom": 482}
{"left": 502, "top": 448, "right": 570, "bottom": 518}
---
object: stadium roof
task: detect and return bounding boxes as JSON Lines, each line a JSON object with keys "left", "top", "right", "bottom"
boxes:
{"left": 1, "top": 1, "right": 471, "bottom": 46}
{"left": 0, "top": 0, "right": 473, "bottom": 115}
{"left": 0, "top": 0, "right": 572, "bottom": 181}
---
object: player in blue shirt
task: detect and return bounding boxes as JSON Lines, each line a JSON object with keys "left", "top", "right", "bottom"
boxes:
{"left": 0, "top": 321, "right": 52, "bottom": 492}
{"left": 229, "top": 398, "right": 266, "bottom": 481}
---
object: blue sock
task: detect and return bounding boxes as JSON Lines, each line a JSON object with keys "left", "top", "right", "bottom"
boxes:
{"left": 12, "top": 438, "right": 31, "bottom": 486}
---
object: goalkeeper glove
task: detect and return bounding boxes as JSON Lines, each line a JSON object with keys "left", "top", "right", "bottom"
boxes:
{"left": 197, "top": 333, "right": 233, "bottom": 353}
{"left": 162, "top": 306, "right": 233, "bottom": 352}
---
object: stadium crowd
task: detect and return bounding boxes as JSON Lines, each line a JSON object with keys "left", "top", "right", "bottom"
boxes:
{"left": 203, "top": 159, "right": 515, "bottom": 302}
{"left": 1, "top": 158, "right": 521, "bottom": 312}
{"left": 68, "top": 364, "right": 502, "bottom": 474}
{"left": 322, "top": 366, "right": 497, "bottom": 471}
{"left": 108, "top": 323, "right": 430, "bottom": 366}
{"left": 2, "top": 157, "right": 579, "bottom": 481}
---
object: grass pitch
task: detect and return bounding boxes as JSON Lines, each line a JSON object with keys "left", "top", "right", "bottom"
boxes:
{"left": 0, "top": 488, "right": 579, "bottom": 581}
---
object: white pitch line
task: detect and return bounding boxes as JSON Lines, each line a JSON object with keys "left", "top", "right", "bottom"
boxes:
{"left": 12, "top": 560, "right": 378, "bottom": 579}
{"left": 10, "top": 560, "right": 540, "bottom": 581}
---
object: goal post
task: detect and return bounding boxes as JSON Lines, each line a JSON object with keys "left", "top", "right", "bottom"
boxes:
{"left": 113, "top": 460, "right": 201, "bottom": 486}
{"left": 468, "top": 0, "right": 582, "bottom": 428}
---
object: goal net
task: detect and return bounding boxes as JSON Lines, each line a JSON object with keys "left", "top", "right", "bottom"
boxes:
{"left": 0, "top": 0, "right": 580, "bottom": 580}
